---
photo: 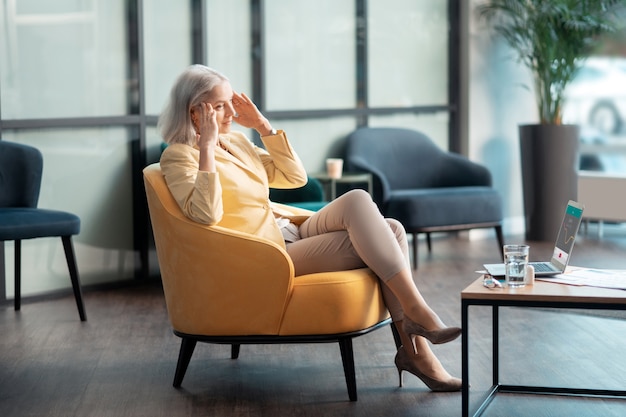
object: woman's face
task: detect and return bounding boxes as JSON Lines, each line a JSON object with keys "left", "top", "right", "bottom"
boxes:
{"left": 207, "top": 81, "right": 235, "bottom": 134}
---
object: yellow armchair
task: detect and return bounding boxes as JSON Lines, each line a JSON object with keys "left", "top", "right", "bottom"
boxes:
{"left": 143, "top": 163, "right": 391, "bottom": 401}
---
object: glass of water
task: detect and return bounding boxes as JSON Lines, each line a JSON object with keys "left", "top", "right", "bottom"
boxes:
{"left": 503, "top": 244, "right": 529, "bottom": 288}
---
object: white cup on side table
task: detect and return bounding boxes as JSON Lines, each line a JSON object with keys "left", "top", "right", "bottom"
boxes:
{"left": 326, "top": 158, "right": 343, "bottom": 179}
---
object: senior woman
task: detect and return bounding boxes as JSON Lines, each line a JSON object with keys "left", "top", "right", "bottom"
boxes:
{"left": 158, "top": 64, "right": 462, "bottom": 392}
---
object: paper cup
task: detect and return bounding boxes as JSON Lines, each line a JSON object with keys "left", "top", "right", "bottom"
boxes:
{"left": 326, "top": 158, "right": 343, "bottom": 179}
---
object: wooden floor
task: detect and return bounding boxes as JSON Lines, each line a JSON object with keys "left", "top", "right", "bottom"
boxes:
{"left": 2, "top": 224, "right": 626, "bottom": 417}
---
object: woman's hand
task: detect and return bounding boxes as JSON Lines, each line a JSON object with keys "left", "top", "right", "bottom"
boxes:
{"left": 232, "top": 92, "right": 274, "bottom": 136}
{"left": 193, "top": 102, "right": 218, "bottom": 172}
{"left": 194, "top": 102, "right": 219, "bottom": 151}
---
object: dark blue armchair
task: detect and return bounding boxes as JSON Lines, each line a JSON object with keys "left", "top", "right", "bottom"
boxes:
{"left": 346, "top": 127, "right": 504, "bottom": 268}
{"left": 0, "top": 141, "right": 86, "bottom": 320}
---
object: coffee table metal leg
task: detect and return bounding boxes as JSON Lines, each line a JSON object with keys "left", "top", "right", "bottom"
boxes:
{"left": 493, "top": 305, "right": 499, "bottom": 386}
{"left": 462, "top": 300, "right": 469, "bottom": 417}
{"left": 463, "top": 302, "right": 503, "bottom": 417}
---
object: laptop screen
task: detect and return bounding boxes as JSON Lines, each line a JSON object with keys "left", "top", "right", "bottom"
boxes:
{"left": 550, "top": 201, "right": 584, "bottom": 269}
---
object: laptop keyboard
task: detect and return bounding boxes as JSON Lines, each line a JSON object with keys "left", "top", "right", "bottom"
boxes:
{"left": 531, "top": 262, "right": 557, "bottom": 272}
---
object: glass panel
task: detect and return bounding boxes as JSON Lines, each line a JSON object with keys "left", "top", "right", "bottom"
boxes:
{"left": 2, "top": 128, "right": 136, "bottom": 296}
{"left": 369, "top": 112, "right": 450, "bottom": 151}
{"left": 0, "top": 0, "right": 128, "bottom": 119}
{"left": 146, "top": 125, "right": 165, "bottom": 165}
{"left": 264, "top": 0, "right": 356, "bottom": 110}
{"left": 206, "top": 0, "right": 251, "bottom": 97}
{"left": 563, "top": 57, "right": 626, "bottom": 173}
{"left": 144, "top": 0, "right": 192, "bottom": 115}
{"left": 368, "top": 0, "right": 448, "bottom": 107}
{"left": 579, "top": 144, "right": 626, "bottom": 174}
{"left": 266, "top": 117, "right": 358, "bottom": 173}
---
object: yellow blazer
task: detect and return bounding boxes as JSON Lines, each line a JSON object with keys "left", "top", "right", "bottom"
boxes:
{"left": 160, "top": 130, "right": 310, "bottom": 248}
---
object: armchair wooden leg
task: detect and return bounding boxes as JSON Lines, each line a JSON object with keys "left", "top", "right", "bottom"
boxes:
{"left": 494, "top": 225, "right": 505, "bottom": 261}
{"left": 411, "top": 233, "right": 418, "bottom": 270}
{"left": 390, "top": 322, "right": 402, "bottom": 350}
{"left": 61, "top": 236, "right": 87, "bottom": 321}
{"left": 231, "top": 344, "right": 241, "bottom": 359}
{"left": 338, "top": 337, "right": 357, "bottom": 401}
{"left": 0, "top": 243, "right": 5, "bottom": 304}
{"left": 426, "top": 232, "right": 432, "bottom": 253}
{"left": 173, "top": 337, "right": 197, "bottom": 388}
{"left": 14, "top": 239, "right": 21, "bottom": 311}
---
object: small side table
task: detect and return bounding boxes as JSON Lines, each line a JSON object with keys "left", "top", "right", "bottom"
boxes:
{"left": 310, "top": 173, "right": 373, "bottom": 200}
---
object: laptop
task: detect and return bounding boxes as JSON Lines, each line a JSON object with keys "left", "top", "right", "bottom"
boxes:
{"left": 484, "top": 200, "right": 585, "bottom": 277}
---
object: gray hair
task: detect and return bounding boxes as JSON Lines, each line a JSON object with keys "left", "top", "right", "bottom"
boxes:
{"left": 158, "top": 65, "right": 230, "bottom": 145}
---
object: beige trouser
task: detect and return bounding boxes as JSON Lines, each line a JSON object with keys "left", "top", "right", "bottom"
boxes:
{"left": 286, "top": 189, "right": 411, "bottom": 320}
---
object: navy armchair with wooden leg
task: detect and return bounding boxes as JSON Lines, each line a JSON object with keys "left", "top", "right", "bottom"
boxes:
{"left": 0, "top": 141, "right": 86, "bottom": 321}
{"left": 346, "top": 127, "right": 504, "bottom": 268}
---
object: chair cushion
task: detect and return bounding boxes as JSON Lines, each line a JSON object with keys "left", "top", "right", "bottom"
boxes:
{"left": 385, "top": 187, "right": 502, "bottom": 229}
{"left": 0, "top": 208, "right": 80, "bottom": 240}
{"left": 279, "top": 268, "right": 390, "bottom": 335}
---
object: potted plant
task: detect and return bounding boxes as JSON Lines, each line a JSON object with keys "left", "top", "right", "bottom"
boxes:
{"left": 477, "top": 0, "right": 623, "bottom": 241}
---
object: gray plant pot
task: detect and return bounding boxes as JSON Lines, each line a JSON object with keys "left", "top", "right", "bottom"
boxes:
{"left": 519, "top": 124, "right": 580, "bottom": 241}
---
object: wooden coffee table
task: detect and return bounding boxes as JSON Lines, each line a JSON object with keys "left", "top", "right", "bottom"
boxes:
{"left": 461, "top": 276, "right": 626, "bottom": 417}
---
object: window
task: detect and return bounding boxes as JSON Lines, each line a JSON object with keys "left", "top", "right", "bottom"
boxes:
{"left": 0, "top": 0, "right": 458, "bottom": 295}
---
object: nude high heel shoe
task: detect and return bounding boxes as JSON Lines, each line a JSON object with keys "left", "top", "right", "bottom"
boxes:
{"left": 394, "top": 347, "right": 462, "bottom": 392}
{"left": 402, "top": 316, "right": 461, "bottom": 346}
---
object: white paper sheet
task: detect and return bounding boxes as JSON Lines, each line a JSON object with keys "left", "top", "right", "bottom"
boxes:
{"left": 537, "top": 266, "right": 626, "bottom": 290}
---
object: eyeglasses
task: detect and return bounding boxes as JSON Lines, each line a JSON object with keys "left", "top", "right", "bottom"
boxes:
{"left": 483, "top": 274, "right": 503, "bottom": 289}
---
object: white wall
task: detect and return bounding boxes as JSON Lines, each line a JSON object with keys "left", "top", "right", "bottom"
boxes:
{"left": 463, "top": 0, "right": 539, "bottom": 236}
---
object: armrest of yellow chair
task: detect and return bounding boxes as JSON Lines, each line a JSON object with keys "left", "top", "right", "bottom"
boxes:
{"left": 169, "top": 222, "right": 295, "bottom": 336}
{"left": 144, "top": 164, "right": 295, "bottom": 336}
